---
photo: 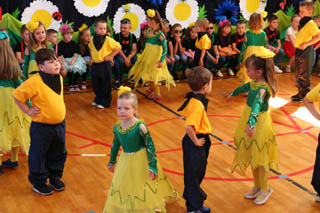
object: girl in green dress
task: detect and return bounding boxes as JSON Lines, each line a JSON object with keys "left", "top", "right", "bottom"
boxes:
{"left": 103, "top": 86, "right": 176, "bottom": 212}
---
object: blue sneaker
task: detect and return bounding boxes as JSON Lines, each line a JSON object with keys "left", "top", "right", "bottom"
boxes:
{"left": 200, "top": 206, "right": 210, "bottom": 213}
{"left": 2, "top": 159, "right": 18, "bottom": 168}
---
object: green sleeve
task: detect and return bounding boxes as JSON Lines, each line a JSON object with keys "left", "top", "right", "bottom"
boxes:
{"left": 247, "top": 88, "right": 267, "bottom": 128}
{"left": 108, "top": 135, "right": 121, "bottom": 166}
{"left": 160, "top": 33, "right": 168, "bottom": 62}
{"left": 230, "top": 82, "right": 250, "bottom": 96}
{"left": 139, "top": 128, "right": 158, "bottom": 175}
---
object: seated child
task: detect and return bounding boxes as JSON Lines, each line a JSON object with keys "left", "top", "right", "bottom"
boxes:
{"left": 14, "top": 25, "right": 29, "bottom": 70}
{"left": 232, "top": 20, "right": 246, "bottom": 67}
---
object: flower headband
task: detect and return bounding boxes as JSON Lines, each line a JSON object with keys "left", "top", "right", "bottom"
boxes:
{"left": 140, "top": 21, "right": 148, "bottom": 30}
{"left": 260, "top": 11, "right": 268, "bottom": 19}
{"left": 254, "top": 49, "right": 275, "bottom": 59}
{"left": 78, "top": 24, "right": 89, "bottom": 33}
{"left": 60, "top": 24, "right": 71, "bottom": 34}
{"left": 219, "top": 19, "right": 229, "bottom": 28}
{"left": 26, "top": 20, "right": 40, "bottom": 33}
{"left": 147, "top": 9, "right": 155, "bottom": 18}
{"left": 118, "top": 86, "right": 132, "bottom": 97}
{"left": 0, "top": 31, "right": 9, "bottom": 40}
{"left": 188, "top": 22, "right": 195, "bottom": 29}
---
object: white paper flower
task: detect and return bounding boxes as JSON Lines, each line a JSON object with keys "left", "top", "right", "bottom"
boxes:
{"left": 113, "top": 4, "right": 146, "bottom": 38}
{"left": 165, "top": 0, "right": 199, "bottom": 29}
{"left": 74, "top": 0, "right": 110, "bottom": 17}
{"left": 240, "top": 0, "right": 267, "bottom": 21}
{"left": 21, "top": 0, "right": 62, "bottom": 30}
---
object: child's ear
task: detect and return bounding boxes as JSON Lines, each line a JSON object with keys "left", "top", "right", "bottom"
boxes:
{"left": 38, "top": 63, "right": 44, "bottom": 71}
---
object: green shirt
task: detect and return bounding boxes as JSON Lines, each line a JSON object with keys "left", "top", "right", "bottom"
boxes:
{"left": 145, "top": 30, "right": 167, "bottom": 62}
{"left": 0, "top": 79, "right": 21, "bottom": 89}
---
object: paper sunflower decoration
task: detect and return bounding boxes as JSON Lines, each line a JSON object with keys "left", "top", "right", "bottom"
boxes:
{"left": 113, "top": 4, "right": 146, "bottom": 38}
{"left": 21, "top": 0, "right": 62, "bottom": 30}
{"left": 213, "top": 0, "right": 239, "bottom": 25}
{"left": 165, "top": 0, "right": 199, "bottom": 29}
{"left": 74, "top": 0, "right": 110, "bottom": 17}
{"left": 240, "top": 0, "right": 267, "bottom": 20}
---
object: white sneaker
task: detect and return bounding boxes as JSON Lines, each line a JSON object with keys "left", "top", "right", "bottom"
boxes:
{"left": 316, "top": 195, "right": 320, "bottom": 202}
{"left": 81, "top": 82, "right": 87, "bottom": 89}
{"left": 97, "top": 104, "right": 104, "bottom": 109}
{"left": 68, "top": 86, "right": 74, "bottom": 92}
{"left": 91, "top": 102, "right": 97, "bottom": 106}
{"left": 73, "top": 86, "right": 80, "bottom": 91}
{"left": 254, "top": 188, "right": 273, "bottom": 205}
{"left": 244, "top": 187, "right": 260, "bottom": 199}
{"left": 274, "top": 66, "right": 283, "bottom": 73}
{"left": 227, "top": 68, "right": 234, "bottom": 76}
{"left": 285, "top": 66, "right": 291, "bottom": 73}
{"left": 215, "top": 70, "right": 223, "bottom": 77}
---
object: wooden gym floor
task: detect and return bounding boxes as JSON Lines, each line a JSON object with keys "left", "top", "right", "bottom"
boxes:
{"left": 1, "top": 72, "right": 320, "bottom": 213}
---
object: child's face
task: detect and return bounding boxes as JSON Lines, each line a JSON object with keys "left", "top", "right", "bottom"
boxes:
{"left": 236, "top": 23, "right": 246, "bottom": 35}
{"left": 34, "top": 26, "right": 46, "bottom": 43}
{"left": 246, "top": 63, "right": 261, "bottom": 80}
{"left": 48, "top": 33, "right": 58, "bottom": 45}
{"left": 172, "top": 26, "right": 182, "bottom": 38}
{"left": 190, "top": 28, "right": 198, "bottom": 39}
{"left": 206, "top": 23, "right": 214, "bottom": 35}
{"left": 94, "top": 22, "right": 107, "bottom": 36}
{"left": 163, "top": 25, "right": 170, "bottom": 34}
{"left": 291, "top": 17, "right": 301, "bottom": 29}
{"left": 147, "top": 17, "right": 157, "bottom": 29}
{"left": 222, "top": 25, "right": 231, "bottom": 35}
{"left": 269, "top": 19, "right": 278, "bottom": 29}
{"left": 141, "top": 28, "right": 147, "bottom": 37}
{"left": 299, "top": 6, "right": 313, "bottom": 18}
{"left": 38, "top": 58, "right": 61, "bottom": 75}
{"left": 120, "top": 23, "right": 131, "bottom": 35}
{"left": 80, "top": 30, "right": 91, "bottom": 43}
{"left": 21, "top": 29, "right": 30, "bottom": 43}
{"left": 117, "top": 99, "right": 136, "bottom": 121}
{"left": 63, "top": 32, "right": 73, "bottom": 43}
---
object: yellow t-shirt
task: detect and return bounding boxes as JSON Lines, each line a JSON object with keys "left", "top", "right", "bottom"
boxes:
{"left": 12, "top": 74, "right": 66, "bottom": 124}
{"left": 179, "top": 98, "right": 212, "bottom": 134}
{"left": 195, "top": 32, "right": 211, "bottom": 50}
{"left": 306, "top": 83, "right": 320, "bottom": 111}
{"left": 294, "top": 20, "right": 320, "bottom": 48}
{"left": 88, "top": 36, "right": 121, "bottom": 63}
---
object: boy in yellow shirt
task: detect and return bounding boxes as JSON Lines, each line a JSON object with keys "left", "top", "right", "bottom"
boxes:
{"left": 292, "top": 0, "right": 320, "bottom": 102}
{"left": 12, "top": 48, "right": 67, "bottom": 195}
{"left": 88, "top": 19, "right": 121, "bottom": 109}
{"left": 178, "top": 66, "right": 212, "bottom": 213}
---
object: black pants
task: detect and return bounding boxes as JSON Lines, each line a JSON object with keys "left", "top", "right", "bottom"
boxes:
{"left": 193, "top": 48, "right": 207, "bottom": 67}
{"left": 81, "top": 64, "right": 91, "bottom": 82}
{"left": 28, "top": 121, "right": 67, "bottom": 185}
{"left": 91, "top": 62, "right": 112, "bottom": 107}
{"left": 312, "top": 134, "right": 320, "bottom": 195}
{"left": 182, "top": 134, "right": 211, "bottom": 211}
{"left": 67, "top": 72, "right": 80, "bottom": 86}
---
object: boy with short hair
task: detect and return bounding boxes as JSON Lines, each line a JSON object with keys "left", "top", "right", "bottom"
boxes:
{"left": 265, "top": 14, "right": 284, "bottom": 73}
{"left": 178, "top": 66, "right": 212, "bottom": 213}
{"left": 88, "top": 19, "right": 121, "bottom": 109}
{"left": 47, "top": 29, "right": 66, "bottom": 77}
{"left": 232, "top": 20, "right": 246, "bottom": 66}
{"left": 12, "top": 48, "right": 67, "bottom": 196}
{"left": 113, "top": 18, "right": 137, "bottom": 89}
{"left": 14, "top": 25, "right": 29, "bottom": 68}
{"left": 292, "top": 0, "right": 320, "bottom": 102}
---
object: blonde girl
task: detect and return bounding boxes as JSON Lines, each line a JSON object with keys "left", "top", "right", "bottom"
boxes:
{"left": 78, "top": 24, "right": 92, "bottom": 89}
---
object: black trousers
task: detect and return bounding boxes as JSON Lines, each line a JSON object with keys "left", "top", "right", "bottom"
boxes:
{"left": 182, "top": 133, "right": 211, "bottom": 211}
{"left": 193, "top": 49, "right": 207, "bottom": 67}
{"left": 312, "top": 134, "right": 320, "bottom": 195}
{"left": 28, "top": 121, "right": 67, "bottom": 185}
{"left": 91, "top": 62, "right": 112, "bottom": 107}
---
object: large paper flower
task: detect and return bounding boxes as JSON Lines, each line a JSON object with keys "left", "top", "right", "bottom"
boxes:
{"left": 21, "top": 0, "right": 62, "bottom": 30}
{"left": 240, "top": 0, "right": 267, "bottom": 20}
{"left": 113, "top": 4, "right": 146, "bottom": 38}
{"left": 74, "top": 0, "right": 109, "bottom": 17}
{"left": 214, "top": 0, "right": 239, "bottom": 25}
{"left": 165, "top": 0, "right": 199, "bottom": 29}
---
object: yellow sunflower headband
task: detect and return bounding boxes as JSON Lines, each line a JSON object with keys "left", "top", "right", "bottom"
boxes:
{"left": 254, "top": 49, "right": 275, "bottom": 58}
{"left": 78, "top": 24, "right": 89, "bottom": 33}
{"left": 26, "top": 20, "right": 40, "bottom": 33}
{"left": 260, "top": 11, "right": 268, "bottom": 19}
{"left": 147, "top": 9, "right": 155, "bottom": 18}
{"left": 188, "top": 22, "right": 195, "bottom": 29}
{"left": 118, "top": 86, "right": 132, "bottom": 97}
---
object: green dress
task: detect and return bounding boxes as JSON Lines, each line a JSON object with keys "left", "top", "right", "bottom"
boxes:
{"left": 103, "top": 119, "right": 176, "bottom": 213}
{"left": 230, "top": 81, "right": 278, "bottom": 179}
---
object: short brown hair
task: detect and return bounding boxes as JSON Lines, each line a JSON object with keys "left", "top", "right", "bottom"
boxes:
{"left": 196, "top": 18, "right": 209, "bottom": 29}
{"left": 47, "top": 29, "right": 58, "bottom": 36}
{"left": 300, "top": 0, "right": 315, "bottom": 11}
{"left": 185, "top": 66, "right": 212, "bottom": 91}
{"left": 35, "top": 48, "right": 58, "bottom": 65}
{"left": 94, "top": 18, "right": 106, "bottom": 27}
{"left": 248, "top": 12, "right": 264, "bottom": 30}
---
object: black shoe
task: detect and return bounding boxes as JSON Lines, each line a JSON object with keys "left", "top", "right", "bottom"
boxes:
{"left": 291, "top": 92, "right": 300, "bottom": 100}
{"left": 0, "top": 166, "right": 3, "bottom": 175}
{"left": 2, "top": 159, "right": 18, "bottom": 168}
{"left": 49, "top": 179, "right": 65, "bottom": 191}
{"left": 291, "top": 96, "right": 303, "bottom": 102}
{"left": 32, "top": 183, "right": 54, "bottom": 195}
{"left": 200, "top": 206, "right": 211, "bottom": 213}
{"left": 114, "top": 81, "right": 122, "bottom": 90}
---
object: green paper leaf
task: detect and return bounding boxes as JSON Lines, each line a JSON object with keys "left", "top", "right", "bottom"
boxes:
{"left": 11, "top": 8, "right": 21, "bottom": 19}
{"left": 198, "top": 4, "right": 207, "bottom": 19}
{"left": 285, "top": 4, "right": 295, "bottom": 18}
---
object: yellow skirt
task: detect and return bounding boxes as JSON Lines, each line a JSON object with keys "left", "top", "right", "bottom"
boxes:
{"left": 0, "top": 87, "right": 31, "bottom": 153}
{"left": 231, "top": 105, "right": 278, "bottom": 179}
{"left": 103, "top": 148, "right": 177, "bottom": 213}
{"left": 128, "top": 43, "right": 176, "bottom": 89}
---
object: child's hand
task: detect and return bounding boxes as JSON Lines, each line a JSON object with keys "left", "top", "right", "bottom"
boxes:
{"left": 212, "top": 57, "right": 218, "bottom": 64}
{"left": 227, "top": 51, "right": 233, "bottom": 56}
{"left": 66, "top": 61, "right": 73, "bottom": 66}
{"left": 299, "top": 43, "right": 306, "bottom": 50}
{"left": 170, "top": 56, "right": 175, "bottom": 64}
{"left": 149, "top": 170, "right": 158, "bottom": 180}
{"left": 194, "top": 138, "right": 205, "bottom": 147}
{"left": 245, "top": 124, "right": 255, "bottom": 138}
{"left": 226, "top": 95, "right": 233, "bottom": 103}
{"left": 199, "top": 59, "right": 204, "bottom": 67}
{"left": 274, "top": 48, "right": 280, "bottom": 54}
{"left": 27, "top": 106, "right": 41, "bottom": 117}
{"left": 107, "top": 165, "right": 115, "bottom": 173}
{"left": 157, "top": 60, "right": 162, "bottom": 68}
{"left": 124, "top": 58, "right": 131, "bottom": 67}
{"left": 104, "top": 55, "right": 113, "bottom": 62}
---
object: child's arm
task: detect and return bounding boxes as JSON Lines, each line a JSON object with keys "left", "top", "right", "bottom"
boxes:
{"left": 226, "top": 82, "right": 251, "bottom": 102}
{"left": 69, "top": 53, "right": 78, "bottom": 65}
{"left": 168, "top": 41, "right": 175, "bottom": 64}
{"left": 139, "top": 123, "right": 158, "bottom": 180}
{"left": 300, "top": 32, "right": 320, "bottom": 50}
{"left": 178, "top": 39, "right": 186, "bottom": 54}
{"left": 157, "top": 33, "right": 168, "bottom": 68}
{"left": 128, "top": 43, "right": 137, "bottom": 61}
{"left": 107, "top": 135, "right": 121, "bottom": 173}
{"left": 15, "top": 52, "right": 24, "bottom": 64}
{"left": 303, "top": 97, "right": 320, "bottom": 120}
{"left": 185, "top": 125, "right": 205, "bottom": 146}
{"left": 13, "top": 96, "right": 40, "bottom": 117}
{"left": 173, "top": 39, "right": 179, "bottom": 54}
{"left": 232, "top": 42, "right": 240, "bottom": 54}
{"left": 274, "top": 39, "right": 282, "bottom": 54}
{"left": 206, "top": 51, "right": 218, "bottom": 64}
{"left": 199, "top": 49, "right": 206, "bottom": 67}
{"left": 104, "top": 48, "right": 121, "bottom": 66}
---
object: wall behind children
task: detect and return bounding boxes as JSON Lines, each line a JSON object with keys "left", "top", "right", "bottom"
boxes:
{"left": 0, "top": 0, "right": 313, "bottom": 46}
